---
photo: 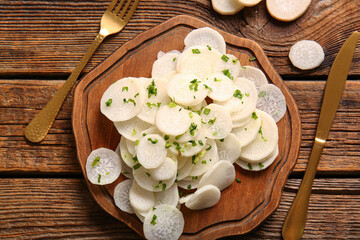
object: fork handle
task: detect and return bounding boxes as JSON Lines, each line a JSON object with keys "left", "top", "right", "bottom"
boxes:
{"left": 25, "top": 32, "right": 106, "bottom": 143}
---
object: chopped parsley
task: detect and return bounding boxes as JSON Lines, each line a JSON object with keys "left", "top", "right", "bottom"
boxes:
{"left": 214, "top": 77, "right": 222, "bottom": 82}
{"left": 173, "top": 57, "right": 176, "bottom": 62}
{"left": 189, "top": 79, "right": 200, "bottom": 92}
{"left": 147, "top": 80, "right": 157, "bottom": 98}
{"left": 206, "top": 144, "right": 212, "bottom": 151}
{"left": 162, "top": 183, "right": 167, "bottom": 191}
{"left": 91, "top": 156, "right": 100, "bottom": 167}
{"left": 123, "top": 98, "right": 136, "bottom": 106}
{"left": 249, "top": 57, "right": 256, "bottom": 61}
{"left": 189, "top": 123, "right": 197, "bottom": 136}
{"left": 188, "top": 140, "right": 197, "bottom": 147}
{"left": 248, "top": 163, "right": 253, "bottom": 170}
{"left": 187, "top": 185, "right": 192, "bottom": 190}
{"left": 203, "top": 108, "right": 211, "bottom": 115}
{"left": 222, "top": 69, "right": 234, "bottom": 80}
{"left": 259, "top": 123, "right": 267, "bottom": 141}
{"left": 220, "top": 138, "right": 224, "bottom": 142}
{"left": 207, "top": 45, "right": 212, "bottom": 51}
{"left": 165, "top": 142, "right": 172, "bottom": 149}
{"left": 245, "top": 93, "right": 250, "bottom": 97}
{"left": 221, "top": 54, "right": 229, "bottom": 62}
{"left": 201, "top": 160, "right": 207, "bottom": 164}
{"left": 232, "top": 59, "right": 239, "bottom": 64}
{"left": 236, "top": 178, "right": 241, "bottom": 183}
{"left": 252, "top": 112, "right": 258, "bottom": 120}
{"left": 168, "top": 101, "right": 177, "bottom": 108}
{"left": 164, "top": 135, "right": 169, "bottom": 140}
{"left": 259, "top": 162, "right": 264, "bottom": 169}
{"left": 175, "top": 133, "right": 184, "bottom": 140}
{"left": 132, "top": 128, "right": 137, "bottom": 136}
{"left": 133, "top": 163, "right": 142, "bottom": 170}
{"left": 258, "top": 91, "right": 266, "bottom": 98}
{"left": 208, "top": 117, "right": 217, "bottom": 125}
{"left": 233, "top": 89, "right": 243, "bottom": 100}
{"left": 97, "top": 174, "right": 101, "bottom": 183}
{"left": 132, "top": 156, "right": 138, "bottom": 162}
{"left": 192, "top": 49, "right": 201, "bottom": 54}
{"left": 147, "top": 138, "right": 158, "bottom": 144}
{"left": 122, "top": 86, "right": 128, "bottom": 92}
{"left": 173, "top": 142, "right": 185, "bottom": 154}
{"left": 203, "top": 84, "right": 213, "bottom": 91}
{"left": 146, "top": 102, "right": 158, "bottom": 109}
{"left": 134, "top": 93, "right": 139, "bottom": 98}
{"left": 198, "top": 140, "right": 204, "bottom": 146}
{"left": 105, "top": 99, "right": 112, "bottom": 107}
{"left": 192, "top": 149, "right": 207, "bottom": 164}
{"left": 150, "top": 215, "right": 157, "bottom": 225}
{"left": 135, "top": 140, "right": 139, "bottom": 146}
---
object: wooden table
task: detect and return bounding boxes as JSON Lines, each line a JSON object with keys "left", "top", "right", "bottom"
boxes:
{"left": 1, "top": 0, "right": 359, "bottom": 239}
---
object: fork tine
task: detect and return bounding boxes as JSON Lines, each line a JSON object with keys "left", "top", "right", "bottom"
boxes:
{"left": 123, "top": 0, "right": 140, "bottom": 23}
{"left": 107, "top": 0, "right": 120, "bottom": 12}
{"left": 113, "top": 0, "right": 125, "bottom": 15}
{"left": 118, "top": 0, "right": 133, "bottom": 19}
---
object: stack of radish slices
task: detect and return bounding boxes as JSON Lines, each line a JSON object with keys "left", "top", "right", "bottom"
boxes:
{"left": 86, "top": 27, "right": 286, "bottom": 240}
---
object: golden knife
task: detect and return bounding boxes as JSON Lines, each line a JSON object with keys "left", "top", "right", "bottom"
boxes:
{"left": 282, "top": 31, "right": 360, "bottom": 240}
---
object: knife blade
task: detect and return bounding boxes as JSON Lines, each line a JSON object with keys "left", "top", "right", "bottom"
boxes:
{"left": 282, "top": 31, "right": 360, "bottom": 240}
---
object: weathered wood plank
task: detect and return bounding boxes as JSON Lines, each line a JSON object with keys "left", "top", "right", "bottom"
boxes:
{"left": 0, "top": 178, "right": 359, "bottom": 239}
{"left": 0, "top": 0, "right": 359, "bottom": 77}
{"left": 1, "top": 80, "right": 359, "bottom": 175}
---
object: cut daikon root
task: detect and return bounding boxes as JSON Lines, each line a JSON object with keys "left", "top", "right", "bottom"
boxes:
{"left": 149, "top": 157, "right": 177, "bottom": 181}
{"left": 154, "top": 183, "right": 179, "bottom": 207}
{"left": 289, "top": 40, "right": 325, "bottom": 70}
{"left": 212, "top": 0, "right": 245, "bottom": 15}
{"left": 184, "top": 27, "right": 226, "bottom": 54}
{"left": 198, "top": 161, "right": 235, "bottom": 191}
{"left": 189, "top": 139, "right": 219, "bottom": 176}
{"left": 232, "top": 112, "right": 251, "bottom": 128}
{"left": 168, "top": 130, "right": 207, "bottom": 157}
{"left": 143, "top": 204, "right": 184, "bottom": 240}
{"left": 231, "top": 110, "right": 261, "bottom": 147}
{"left": 205, "top": 72, "right": 235, "bottom": 102}
{"left": 86, "top": 148, "right": 121, "bottom": 185}
{"left": 137, "top": 78, "right": 171, "bottom": 124}
{"left": 126, "top": 138, "right": 136, "bottom": 156}
{"left": 114, "top": 116, "right": 152, "bottom": 141}
{"left": 214, "top": 54, "right": 241, "bottom": 79}
{"left": 239, "top": 110, "right": 279, "bottom": 163}
{"left": 119, "top": 137, "right": 136, "bottom": 168}
{"left": 185, "top": 185, "right": 221, "bottom": 210}
{"left": 137, "top": 133, "right": 167, "bottom": 169}
{"left": 201, "top": 103, "right": 233, "bottom": 139}
{"left": 167, "top": 73, "right": 209, "bottom": 106}
{"left": 238, "top": 0, "right": 262, "bottom": 7}
{"left": 236, "top": 145, "right": 279, "bottom": 171}
{"left": 267, "top": 0, "right": 311, "bottom": 22}
{"left": 237, "top": 66, "right": 268, "bottom": 91}
{"left": 176, "top": 156, "right": 194, "bottom": 181}
{"left": 134, "top": 208, "right": 146, "bottom": 222}
{"left": 179, "top": 193, "right": 194, "bottom": 204}
{"left": 100, "top": 77, "right": 146, "bottom": 122}
{"left": 140, "top": 126, "right": 163, "bottom": 137}
{"left": 116, "top": 141, "right": 134, "bottom": 178}
{"left": 113, "top": 179, "right": 134, "bottom": 214}
{"left": 216, "top": 133, "right": 242, "bottom": 164}
{"left": 156, "top": 104, "right": 191, "bottom": 136}
{"left": 177, "top": 176, "right": 201, "bottom": 190}
{"left": 257, "top": 84, "right": 287, "bottom": 122}
{"left": 129, "top": 180, "right": 155, "bottom": 213}
{"left": 152, "top": 52, "right": 180, "bottom": 79}
{"left": 171, "top": 112, "right": 202, "bottom": 142}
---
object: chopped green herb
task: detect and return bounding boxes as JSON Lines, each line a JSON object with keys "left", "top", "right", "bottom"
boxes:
{"left": 189, "top": 123, "right": 197, "bottom": 136}
{"left": 207, "top": 45, "right": 212, "bottom": 51}
{"left": 123, "top": 171, "right": 129, "bottom": 175}
{"left": 245, "top": 128, "right": 247, "bottom": 131}
{"left": 241, "top": 66, "right": 247, "bottom": 69}
{"left": 259, "top": 162, "right": 264, "bottom": 169}
{"left": 221, "top": 54, "right": 229, "bottom": 62}
{"left": 178, "top": 190, "right": 183, "bottom": 196}
{"left": 203, "top": 108, "right": 211, "bottom": 115}
{"left": 97, "top": 174, "right": 101, "bottom": 183}
{"left": 122, "top": 86, "right": 128, "bottom": 92}
{"left": 150, "top": 215, "right": 157, "bottom": 225}
{"left": 164, "top": 135, "right": 169, "bottom": 141}
{"left": 201, "top": 160, "right": 207, "bottom": 164}
{"left": 212, "top": 132, "right": 218, "bottom": 136}
{"left": 208, "top": 117, "right": 217, "bottom": 125}
{"left": 142, "top": 133, "right": 147, "bottom": 137}
{"left": 165, "top": 141, "right": 172, "bottom": 149}
{"left": 220, "top": 138, "right": 224, "bottom": 142}
{"left": 252, "top": 112, "right": 258, "bottom": 120}
{"left": 198, "top": 140, "right": 204, "bottom": 146}
{"left": 203, "top": 84, "right": 213, "bottom": 91}
{"left": 232, "top": 59, "right": 239, "bottom": 64}
{"left": 248, "top": 163, "right": 253, "bottom": 170}
{"left": 132, "top": 156, "right": 138, "bottom": 162}
{"left": 175, "top": 133, "right": 184, "bottom": 140}
{"left": 135, "top": 140, "right": 139, "bottom": 146}
{"left": 153, "top": 207, "right": 156, "bottom": 211}
{"left": 189, "top": 112, "right": 194, "bottom": 118}
{"left": 258, "top": 91, "right": 266, "bottom": 98}
{"left": 192, "top": 176, "right": 198, "bottom": 180}
{"left": 187, "top": 185, "right": 192, "bottom": 190}
{"left": 146, "top": 102, "right": 158, "bottom": 109}
{"left": 245, "top": 93, "right": 250, "bottom": 97}
{"left": 192, "top": 149, "right": 207, "bottom": 164}
{"left": 173, "top": 142, "right": 185, "bottom": 154}
{"left": 147, "top": 80, "right": 157, "bottom": 98}
{"left": 134, "top": 93, "right": 139, "bottom": 98}
{"left": 133, "top": 163, "right": 142, "bottom": 170}
{"left": 105, "top": 99, "right": 112, "bottom": 107}
{"left": 106, "top": 172, "right": 110, "bottom": 175}
{"left": 132, "top": 128, "right": 137, "bottom": 136}
{"left": 233, "top": 89, "right": 243, "bottom": 100}
{"left": 201, "top": 119, "right": 207, "bottom": 124}
{"left": 173, "top": 57, "right": 176, "bottom": 62}
{"left": 162, "top": 183, "right": 167, "bottom": 191}
{"left": 123, "top": 98, "right": 136, "bottom": 106}
{"left": 249, "top": 57, "right": 256, "bottom": 61}
{"left": 147, "top": 138, "right": 158, "bottom": 144}
{"left": 259, "top": 123, "right": 267, "bottom": 141}
{"left": 189, "top": 79, "right": 200, "bottom": 92}
{"left": 188, "top": 140, "right": 197, "bottom": 147}
{"left": 206, "top": 144, "right": 212, "bottom": 151}
{"left": 222, "top": 69, "right": 234, "bottom": 80}
{"left": 192, "top": 49, "right": 201, "bottom": 54}
{"left": 91, "top": 156, "right": 100, "bottom": 167}
{"left": 154, "top": 180, "right": 163, "bottom": 189}
{"left": 146, "top": 172, "right": 151, "bottom": 177}
{"left": 214, "top": 77, "right": 222, "bottom": 82}
{"left": 236, "top": 178, "right": 241, "bottom": 183}
{"left": 168, "top": 101, "right": 177, "bottom": 108}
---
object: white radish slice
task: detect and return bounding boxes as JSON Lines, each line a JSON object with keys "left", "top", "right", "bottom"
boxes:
{"left": 231, "top": 112, "right": 251, "bottom": 128}
{"left": 237, "top": 66, "right": 268, "bottom": 91}
{"left": 198, "top": 161, "right": 236, "bottom": 191}
{"left": 179, "top": 193, "right": 194, "bottom": 204}
{"left": 231, "top": 110, "right": 261, "bottom": 147}
{"left": 189, "top": 139, "right": 219, "bottom": 176}
{"left": 185, "top": 100, "right": 207, "bottom": 113}
{"left": 156, "top": 104, "right": 191, "bottom": 136}
{"left": 238, "top": 0, "right": 262, "bottom": 7}
{"left": 167, "top": 73, "right": 208, "bottom": 106}
{"left": 216, "top": 133, "right": 242, "bottom": 164}
{"left": 137, "top": 78, "right": 171, "bottom": 124}
{"left": 141, "top": 126, "right": 163, "bottom": 137}
{"left": 143, "top": 204, "right": 184, "bottom": 240}
{"left": 289, "top": 40, "right": 325, "bottom": 70}
{"left": 204, "top": 72, "right": 235, "bottom": 102}
{"left": 129, "top": 180, "right": 155, "bottom": 213}
{"left": 149, "top": 157, "right": 177, "bottom": 181}
{"left": 134, "top": 208, "right": 146, "bottom": 222}
{"left": 100, "top": 77, "right": 146, "bottom": 122}
{"left": 177, "top": 176, "right": 201, "bottom": 190}
{"left": 239, "top": 110, "right": 279, "bottom": 163}
{"left": 266, "top": 0, "right": 311, "bottom": 22}
{"left": 119, "top": 137, "right": 136, "bottom": 168}
{"left": 137, "top": 134, "right": 167, "bottom": 169}
{"left": 214, "top": 54, "right": 241, "bottom": 79}
{"left": 154, "top": 183, "right": 179, "bottom": 207}
{"left": 177, "top": 45, "right": 222, "bottom": 79}
{"left": 176, "top": 154, "right": 188, "bottom": 169}
{"left": 171, "top": 112, "right": 202, "bottom": 142}
{"left": 86, "top": 148, "right": 121, "bottom": 185}
{"left": 168, "top": 130, "right": 208, "bottom": 157}
{"left": 114, "top": 116, "right": 152, "bottom": 141}
{"left": 185, "top": 185, "right": 221, "bottom": 210}
{"left": 157, "top": 50, "right": 181, "bottom": 59}
{"left": 176, "top": 156, "right": 194, "bottom": 181}
{"left": 201, "top": 103, "right": 233, "bottom": 139}
{"left": 126, "top": 138, "right": 136, "bottom": 156}
{"left": 116, "top": 141, "right": 133, "bottom": 178}
{"left": 113, "top": 179, "right": 134, "bottom": 214}
{"left": 236, "top": 145, "right": 279, "bottom": 171}
{"left": 212, "top": 0, "right": 245, "bottom": 16}
{"left": 184, "top": 27, "right": 226, "bottom": 54}
{"left": 257, "top": 84, "right": 287, "bottom": 122}
{"left": 152, "top": 52, "right": 180, "bottom": 79}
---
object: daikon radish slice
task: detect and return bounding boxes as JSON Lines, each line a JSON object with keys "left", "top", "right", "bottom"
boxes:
{"left": 212, "top": 0, "right": 245, "bottom": 16}
{"left": 116, "top": 141, "right": 134, "bottom": 178}
{"left": 129, "top": 180, "right": 155, "bottom": 213}
{"left": 267, "top": 0, "right": 311, "bottom": 22}
{"left": 289, "top": 40, "right": 325, "bottom": 70}
{"left": 231, "top": 110, "right": 261, "bottom": 147}
{"left": 119, "top": 137, "right": 136, "bottom": 168}
{"left": 114, "top": 116, "right": 152, "bottom": 141}
{"left": 126, "top": 138, "right": 136, "bottom": 156}
{"left": 141, "top": 126, "right": 163, "bottom": 137}
{"left": 179, "top": 193, "right": 194, "bottom": 204}
{"left": 239, "top": 110, "right": 279, "bottom": 163}
{"left": 238, "top": 66, "right": 268, "bottom": 91}
{"left": 168, "top": 130, "right": 208, "bottom": 157}
{"left": 150, "top": 157, "right": 177, "bottom": 181}
{"left": 176, "top": 156, "right": 194, "bottom": 181}
{"left": 216, "top": 133, "right": 242, "bottom": 164}
{"left": 177, "top": 176, "right": 201, "bottom": 190}
{"left": 157, "top": 50, "right": 181, "bottom": 59}
{"left": 154, "top": 183, "right": 179, "bottom": 207}
{"left": 238, "top": 0, "right": 262, "bottom": 7}
{"left": 137, "top": 78, "right": 171, "bottom": 124}
{"left": 198, "top": 161, "right": 235, "bottom": 191}
{"left": 231, "top": 112, "right": 251, "bottom": 128}
{"left": 189, "top": 139, "right": 219, "bottom": 176}
{"left": 156, "top": 104, "right": 191, "bottom": 136}
{"left": 86, "top": 148, "right": 121, "bottom": 185}
{"left": 134, "top": 208, "right": 146, "bottom": 222}
{"left": 214, "top": 54, "right": 241, "bottom": 79}
{"left": 257, "top": 84, "right": 287, "bottom": 122}
{"left": 143, "top": 204, "right": 184, "bottom": 240}
{"left": 171, "top": 112, "right": 202, "bottom": 142}
{"left": 100, "top": 77, "right": 146, "bottom": 122}
{"left": 137, "top": 133, "right": 167, "bottom": 169}
{"left": 114, "top": 179, "right": 134, "bottom": 214}
{"left": 152, "top": 52, "right": 180, "bottom": 79}
{"left": 185, "top": 100, "right": 207, "bottom": 112}
{"left": 236, "top": 145, "right": 279, "bottom": 171}
{"left": 204, "top": 72, "right": 235, "bottom": 102}
{"left": 201, "top": 103, "right": 233, "bottom": 139}
{"left": 184, "top": 27, "right": 226, "bottom": 54}
{"left": 185, "top": 185, "right": 221, "bottom": 210}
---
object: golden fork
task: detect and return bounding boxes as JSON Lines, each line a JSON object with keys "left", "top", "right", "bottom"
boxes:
{"left": 25, "top": 0, "right": 140, "bottom": 143}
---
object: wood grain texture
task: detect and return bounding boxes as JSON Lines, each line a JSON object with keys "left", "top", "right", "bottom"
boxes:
{"left": 0, "top": 0, "right": 359, "bottom": 77}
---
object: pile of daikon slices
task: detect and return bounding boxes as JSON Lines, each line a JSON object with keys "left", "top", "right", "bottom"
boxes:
{"left": 86, "top": 27, "right": 286, "bottom": 240}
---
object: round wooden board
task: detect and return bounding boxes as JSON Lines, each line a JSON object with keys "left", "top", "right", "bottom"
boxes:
{"left": 72, "top": 15, "right": 301, "bottom": 239}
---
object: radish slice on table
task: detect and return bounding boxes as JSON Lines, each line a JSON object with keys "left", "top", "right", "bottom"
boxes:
{"left": 137, "top": 133, "right": 167, "bottom": 169}
{"left": 154, "top": 183, "right": 179, "bottom": 207}
{"left": 201, "top": 103, "right": 233, "bottom": 140}
{"left": 204, "top": 72, "right": 235, "bottom": 102}
{"left": 212, "top": 0, "right": 245, "bottom": 16}
{"left": 152, "top": 52, "right": 180, "bottom": 79}
{"left": 238, "top": 0, "right": 262, "bottom": 7}
{"left": 113, "top": 179, "right": 134, "bottom": 214}
{"left": 156, "top": 104, "right": 191, "bottom": 136}
{"left": 236, "top": 145, "right": 279, "bottom": 171}
{"left": 185, "top": 185, "right": 221, "bottom": 210}
{"left": 129, "top": 180, "right": 155, "bottom": 213}
{"left": 100, "top": 77, "right": 146, "bottom": 122}
{"left": 184, "top": 27, "right": 226, "bottom": 54}
{"left": 149, "top": 157, "right": 177, "bottom": 181}
{"left": 289, "top": 40, "right": 325, "bottom": 70}
{"left": 114, "top": 117, "right": 152, "bottom": 141}
{"left": 257, "top": 84, "right": 287, "bottom": 122}
{"left": 143, "top": 204, "right": 184, "bottom": 240}
{"left": 231, "top": 110, "right": 261, "bottom": 147}
{"left": 198, "top": 161, "right": 236, "bottom": 191}
{"left": 239, "top": 110, "right": 279, "bottom": 163}
{"left": 216, "top": 133, "right": 242, "bottom": 164}
{"left": 179, "top": 193, "right": 194, "bottom": 204}
{"left": 119, "top": 137, "right": 136, "bottom": 168}
{"left": 189, "top": 139, "right": 219, "bottom": 176}
{"left": 237, "top": 65, "right": 268, "bottom": 91}
{"left": 266, "top": 0, "right": 311, "bottom": 22}
{"left": 214, "top": 54, "right": 241, "bottom": 79}
{"left": 86, "top": 148, "right": 121, "bottom": 185}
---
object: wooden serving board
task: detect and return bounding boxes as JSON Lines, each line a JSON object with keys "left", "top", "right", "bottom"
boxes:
{"left": 72, "top": 15, "right": 301, "bottom": 239}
